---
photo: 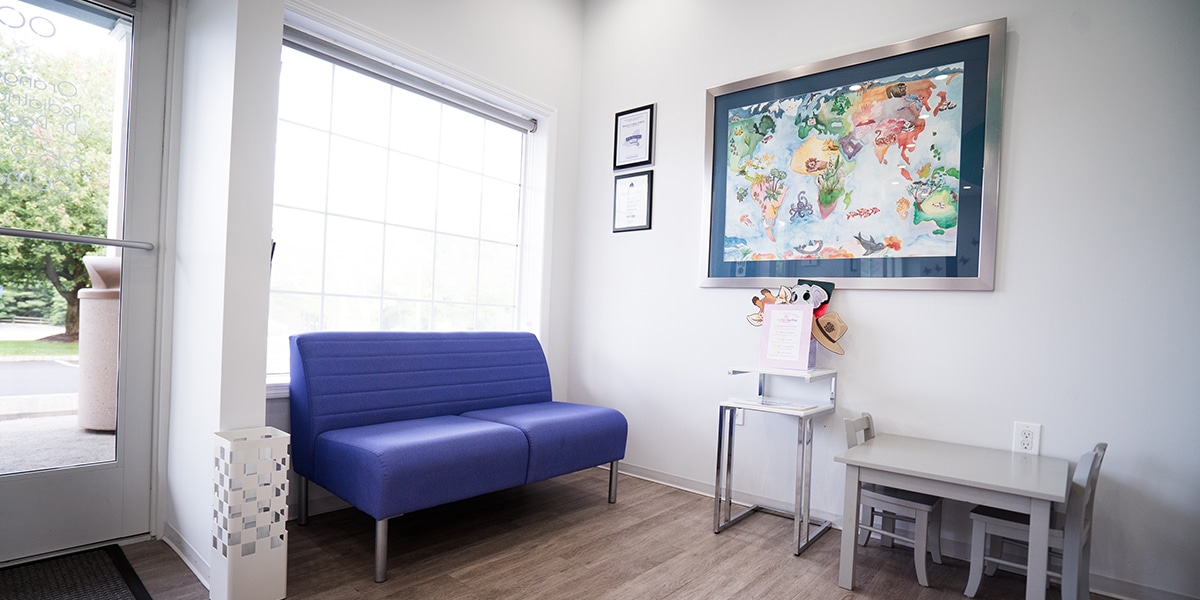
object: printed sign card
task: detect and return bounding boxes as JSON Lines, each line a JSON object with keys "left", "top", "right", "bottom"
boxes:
{"left": 759, "top": 303, "right": 814, "bottom": 371}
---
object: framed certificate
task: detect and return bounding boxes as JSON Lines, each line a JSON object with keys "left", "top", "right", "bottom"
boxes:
{"left": 613, "top": 170, "right": 653, "bottom": 232}
{"left": 613, "top": 104, "right": 655, "bottom": 169}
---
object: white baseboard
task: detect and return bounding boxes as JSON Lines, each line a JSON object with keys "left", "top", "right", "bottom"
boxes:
{"left": 613, "top": 462, "right": 1195, "bottom": 600}
{"left": 304, "top": 488, "right": 350, "bottom": 518}
{"left": 172, "top": 460, "right": 1189, "bottom": 600}
{"left": 161, "top": 521, "right": 210, "bottom": 591}
{"left": 1088, "top": 574, "right": 1196, "bottom": 600}
{"left": 614, "top": 461, "right": 842, "bottom": 525}
{"left": 286, "top": 476, "right": 350, "bottom": 522}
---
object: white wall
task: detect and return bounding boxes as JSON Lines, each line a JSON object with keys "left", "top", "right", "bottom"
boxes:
{"left": 155, "top": 0, "right": 1198, "bottom": 596}
{"left": 163, "top": 0, "right": 282, "bottom": 580}
{"left": 571, "top": 1, "right": 1200, "bottom": 599}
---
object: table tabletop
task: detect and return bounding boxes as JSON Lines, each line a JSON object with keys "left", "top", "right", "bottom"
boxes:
{"left": 835, "top": 434, "right": 1070, "bottom": 503}
{"left": 722, "top": 398, "right": 835, "bottom": 419}
{"left": 728, "top": 366, "right": 837, "bottom": 382}
{"left": 836, "top": 433, "right": 1070, "bottom": 599}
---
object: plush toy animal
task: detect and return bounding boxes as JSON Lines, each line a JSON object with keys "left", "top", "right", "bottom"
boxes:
{"left": 746, "top": 285, "right": 797, "bottom": 326}
{"left": 792, "top": 281, "right": 831, "bottom": 317}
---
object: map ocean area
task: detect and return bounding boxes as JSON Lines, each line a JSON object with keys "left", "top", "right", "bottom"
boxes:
{"left": 724, "top": 62, "right": 964, "bottom": 264}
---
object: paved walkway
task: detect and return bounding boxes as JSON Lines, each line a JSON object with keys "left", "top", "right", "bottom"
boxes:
{"left": 0, "top": 414, "right": 115, "bottom": 474}
{"left": 0, "top": 393, "right": 77, "bottom": 420}
{"left": 0, "top": 322, "right": 64, "bottom": 341}
{"left": 0, "top": 323, "right": 113, "bottom": 475}
{"left": 1, "top": 324, "right": 78, "bottom": 418}
{"left": 0, "top": 355, "right": 77, "bottom": 362}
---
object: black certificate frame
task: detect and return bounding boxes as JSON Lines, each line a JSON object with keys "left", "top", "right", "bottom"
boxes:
{"left": 613, "top": 170, "right": 653, "bottom": 233}
{"left": 613, "top": 104, "right": 655, "bottom": 170}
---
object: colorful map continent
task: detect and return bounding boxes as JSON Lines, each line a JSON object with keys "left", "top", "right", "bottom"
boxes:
{"left": 723, "top": 62, "right": 965, "bottom": 262}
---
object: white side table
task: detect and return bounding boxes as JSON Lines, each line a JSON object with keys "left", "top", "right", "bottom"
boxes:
{"left": 713, "top": 367, "right": 837, "bottom": 555}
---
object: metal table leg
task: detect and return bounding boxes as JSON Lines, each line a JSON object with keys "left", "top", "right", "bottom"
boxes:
{"left": 714, "top": 405, "right": 832, "bottom": 555}
{"left": 793, "top": 415, "right": 832, "bottom": 554}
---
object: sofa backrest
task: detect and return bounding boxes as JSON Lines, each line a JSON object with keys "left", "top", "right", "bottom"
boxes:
{"left": 289, "top": 331, "right": 553, "bottom": 476}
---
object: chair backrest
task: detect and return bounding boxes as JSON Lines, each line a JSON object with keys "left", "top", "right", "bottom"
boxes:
{"left": 1063, "top": 443, "right": 1107, "bottom": 542}
{"left": 288, "top": 330, "right": 554, "bottom": 477}
{"left": 844, "top": 412, "right": 876, "bottom": 449}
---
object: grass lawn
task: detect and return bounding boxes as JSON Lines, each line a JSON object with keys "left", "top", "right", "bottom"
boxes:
{"left": 0, "top": 340, "right": 79, "bottom": 356}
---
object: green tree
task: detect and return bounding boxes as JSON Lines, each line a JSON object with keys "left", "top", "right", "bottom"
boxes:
{"left": 0, "top": 28, "right": 116, "bottom": 336}
{"left": 0, "top": 282, "right": 65, "bottom": 325}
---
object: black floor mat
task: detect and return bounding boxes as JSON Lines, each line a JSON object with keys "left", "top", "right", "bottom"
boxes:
{"left": 0, "top": 544, "right": 152, "bottom": 600}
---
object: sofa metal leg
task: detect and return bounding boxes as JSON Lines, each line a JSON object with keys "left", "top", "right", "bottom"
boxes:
{"left": 374, "top": 518, "right": 388, "bottom": 583}
{"left": 608, "top": 461, "right": 619, "bottom": 503}
{"left": 298, "top": 476, "right": 309, "bottom": 526}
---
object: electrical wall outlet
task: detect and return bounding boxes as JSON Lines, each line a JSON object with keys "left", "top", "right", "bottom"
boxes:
{"left": 1013, "top": 421, "right": 1041, "bottom": 455}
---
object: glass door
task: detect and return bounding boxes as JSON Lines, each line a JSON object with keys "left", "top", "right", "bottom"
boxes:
{"left": 0, "top": 0, "right": 167, "bottom": 562}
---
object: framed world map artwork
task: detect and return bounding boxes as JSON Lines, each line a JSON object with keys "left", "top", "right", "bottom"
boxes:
{"left": 702, "top": 19, "right": 1006, "bottom": 290}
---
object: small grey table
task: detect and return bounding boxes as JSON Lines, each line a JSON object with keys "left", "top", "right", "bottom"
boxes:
{"left": 713, "top": 367, "right": 837, "bottom": 555}
{"left": 835, "top": 434, "right": 1070, "bottom": 600}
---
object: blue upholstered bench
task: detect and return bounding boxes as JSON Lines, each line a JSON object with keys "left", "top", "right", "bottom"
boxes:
{"left": 289, "top": 331, "right": 628, "bottom": 582}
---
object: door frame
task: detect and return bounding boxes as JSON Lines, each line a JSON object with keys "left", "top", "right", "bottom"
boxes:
{"left": 0, "top": 0, "right": 171, "bottom": 563}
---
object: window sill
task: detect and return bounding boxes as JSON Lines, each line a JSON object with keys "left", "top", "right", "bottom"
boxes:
{"left": 266, "top": 374, "right": 290, "bottom": 400}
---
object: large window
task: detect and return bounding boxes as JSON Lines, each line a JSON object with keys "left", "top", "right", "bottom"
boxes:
{"left": 0, "top": 0, "right": 133, "bottom": 473}
{"left": 265, "top": 35, "right": 534, "bottom": 375}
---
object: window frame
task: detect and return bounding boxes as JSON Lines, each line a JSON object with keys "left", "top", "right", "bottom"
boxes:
{"left": 265, "top": 18, "right": 552, "bottom": 389}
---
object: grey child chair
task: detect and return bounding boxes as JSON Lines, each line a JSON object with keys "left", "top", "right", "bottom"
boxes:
{"left": 843, "top": 412, "right": 944, "bottom": 587}
{"left": 965, "top": 442, "right": 1108, "bottom": 599}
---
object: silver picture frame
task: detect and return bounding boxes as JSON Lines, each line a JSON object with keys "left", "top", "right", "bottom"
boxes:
{"left": 702, "top": 19, "right": 1006, "bottom": 290}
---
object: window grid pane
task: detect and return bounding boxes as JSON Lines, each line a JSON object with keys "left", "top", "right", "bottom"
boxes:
{"left": 267, "top": 46, "right": 524, "bottom": 374}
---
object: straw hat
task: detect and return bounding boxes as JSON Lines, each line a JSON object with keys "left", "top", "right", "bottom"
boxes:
{"left": 814, "top": 312, "right": 848, "bottom": 355}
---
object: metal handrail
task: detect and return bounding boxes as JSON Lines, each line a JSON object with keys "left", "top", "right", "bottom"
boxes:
{"left": 0, "top": 226, "right": 154, "bottom": 251}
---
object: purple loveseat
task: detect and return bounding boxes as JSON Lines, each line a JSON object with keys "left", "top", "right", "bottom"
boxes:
{"left": 289, "top": 331, "right": 628, "bottom": 582}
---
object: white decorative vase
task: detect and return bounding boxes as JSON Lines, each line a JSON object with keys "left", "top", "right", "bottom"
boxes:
{"left": 210, "top": 427, "right": 290, "bottom": 600}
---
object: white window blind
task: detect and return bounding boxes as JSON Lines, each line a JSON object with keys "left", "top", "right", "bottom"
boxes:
{"left": 265, "top": 28, "right": 531, "bottom": 375}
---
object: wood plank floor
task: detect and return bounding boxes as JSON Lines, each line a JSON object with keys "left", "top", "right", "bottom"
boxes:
{"left": 123, "top": 468, "right": 1094, "bottom": 599}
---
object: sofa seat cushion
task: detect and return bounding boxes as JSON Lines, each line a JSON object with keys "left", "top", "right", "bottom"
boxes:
{"left": 461, "top": 402, "right": 628, "bottom": 484}
{"left": 312, "top": 415, "right": 529, "bottom": 520}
